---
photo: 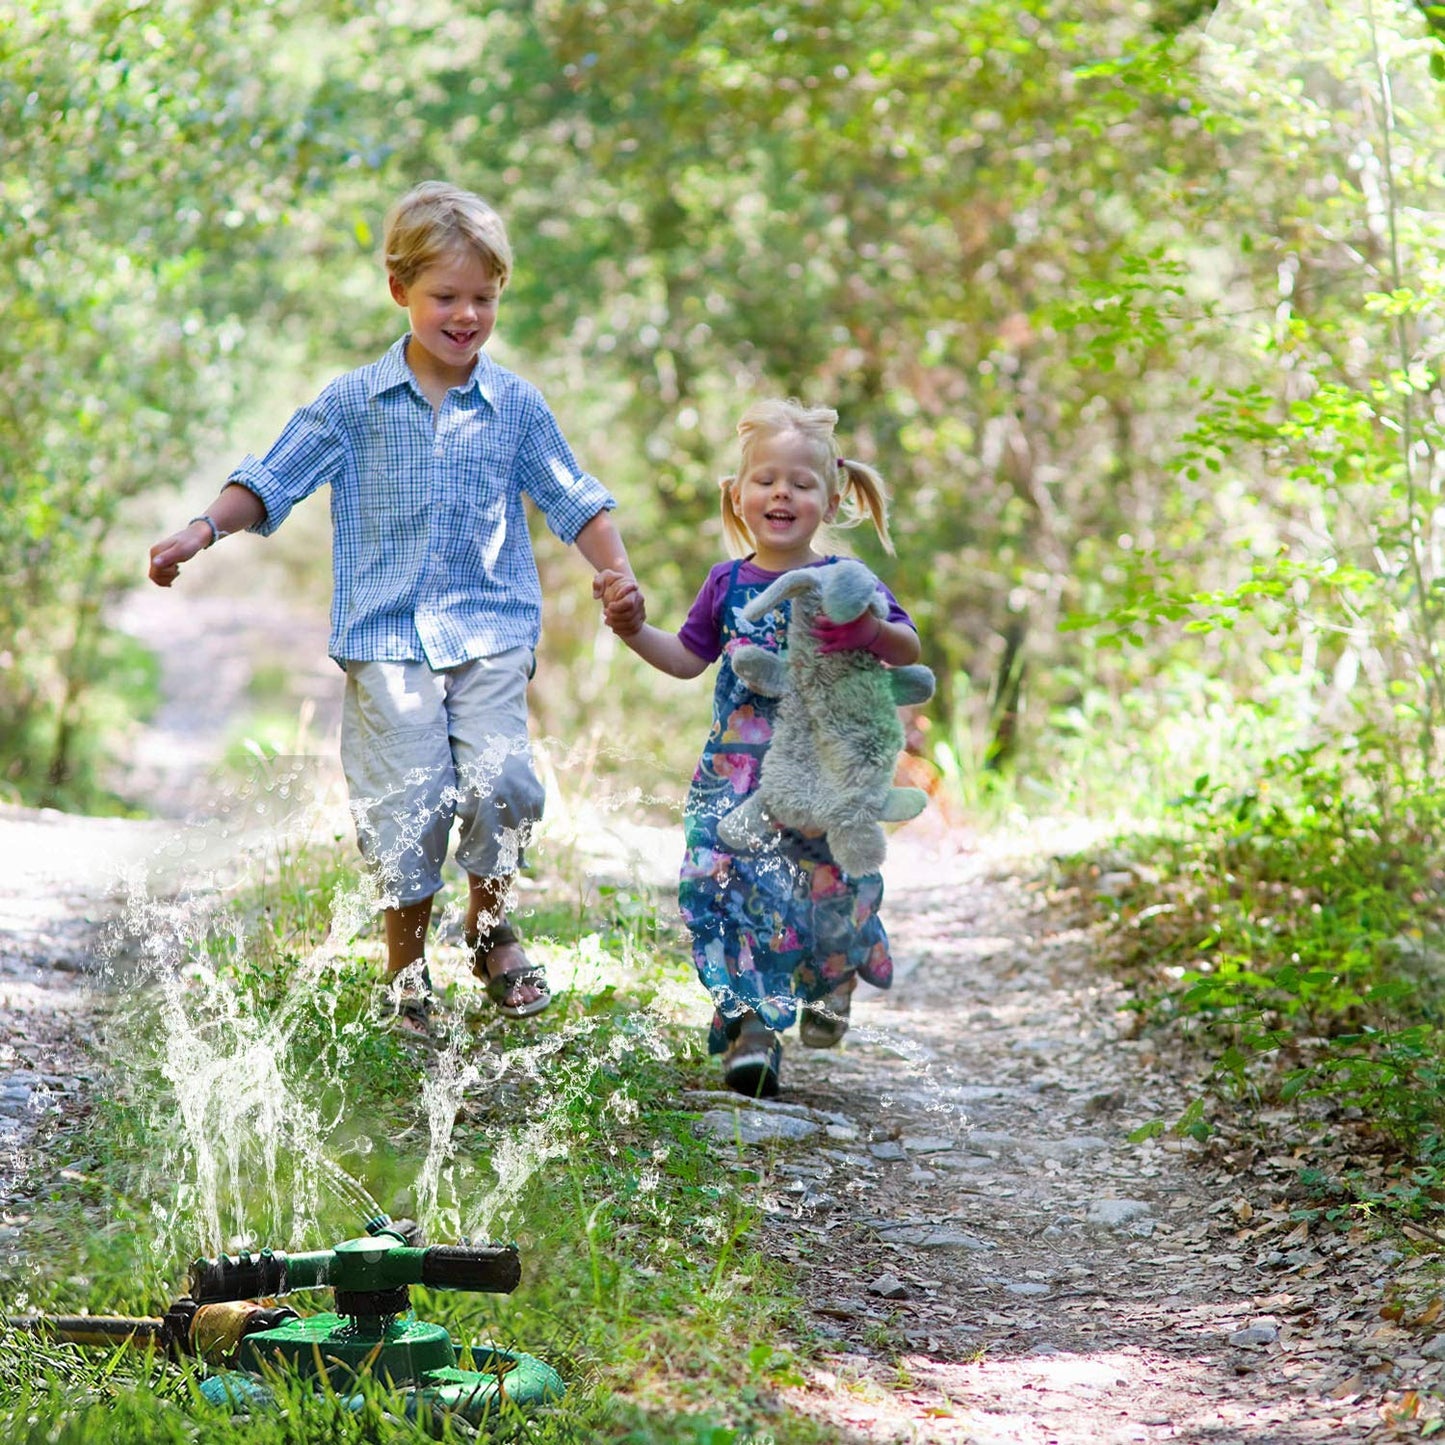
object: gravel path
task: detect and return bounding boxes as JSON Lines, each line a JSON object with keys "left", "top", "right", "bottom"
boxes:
{"left": 0, "top": 807, "right": 1407, "bottom": 1440}
{"left": 0, "top": 804, "right": 167, "bottom": 1198}
{"left": 699, "top": 822, "right": 1403, "bottom": 1443}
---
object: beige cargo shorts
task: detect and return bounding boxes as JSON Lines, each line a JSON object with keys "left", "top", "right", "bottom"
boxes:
{"left": 339, "top": 651, "right": 544, "bottom": 905}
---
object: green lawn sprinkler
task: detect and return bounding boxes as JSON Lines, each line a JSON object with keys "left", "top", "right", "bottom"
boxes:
{"left": 9, "top": 1217, "right": 564, "bottom": 1432}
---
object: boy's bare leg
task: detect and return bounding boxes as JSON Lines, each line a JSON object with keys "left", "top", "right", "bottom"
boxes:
{"left": 466, "top": 873, "right": 543, "bottom": 1010}
{"left": 383, "top": 897, "right": 433, "bottom": 981}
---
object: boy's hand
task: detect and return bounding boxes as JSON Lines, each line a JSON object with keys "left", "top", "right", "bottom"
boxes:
{"left": 593, "top": 569, "right": 646, "bottom": 637}
{"left": 148, "top": 522, "right": 211, "bottom": 587}
{"left": 812, "top": 612, "right": 883, "bottom": 656}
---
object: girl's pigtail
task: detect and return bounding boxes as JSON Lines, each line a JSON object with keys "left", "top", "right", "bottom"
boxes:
{"left": 718, "top": 472, "right": 753, "bottom": 557}
{"left": 836, "top": 458, "right": 895, "bottom": 555}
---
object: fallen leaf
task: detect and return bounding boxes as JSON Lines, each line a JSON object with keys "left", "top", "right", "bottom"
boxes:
{"left": 1385, "top": 1391, "right": 1421, "bottom": 1422}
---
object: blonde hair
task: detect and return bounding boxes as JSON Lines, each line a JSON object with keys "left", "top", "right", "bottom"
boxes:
{"left": 719, "top": 398, "right": 894, "bottom": 557}
{"left": 384, "top": 181, "right": 513, "bottom": 288}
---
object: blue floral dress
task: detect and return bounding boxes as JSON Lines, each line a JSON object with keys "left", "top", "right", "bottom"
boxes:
{"left": 678, "top": 560, "right": 894, "bottom": 1054}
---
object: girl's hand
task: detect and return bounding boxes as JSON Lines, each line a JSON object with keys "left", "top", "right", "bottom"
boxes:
{"left": 811, "top": 612, "right": 883, "bottom": 656}
{"left": 594, "top": 570, "right": 646, "bottom": 637}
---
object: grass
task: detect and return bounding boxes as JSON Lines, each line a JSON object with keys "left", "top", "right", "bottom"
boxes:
{"left": 1062, "top": 740, "right": 1445, "bottom": 1228}
{"left": 0, "top": 823, "right": 843, "bottom": 1443}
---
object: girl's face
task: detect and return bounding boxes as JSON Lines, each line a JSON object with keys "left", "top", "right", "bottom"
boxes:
{"left": 389, "top": 248, "right": 501, "bottom": 389}
{"left": 735, "top": 430, "right": 838, "bottom": 570}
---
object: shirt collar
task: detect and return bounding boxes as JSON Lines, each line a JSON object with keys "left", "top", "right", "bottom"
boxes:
{"left": 368, "top": 335, "right": 497, "bottom": 409}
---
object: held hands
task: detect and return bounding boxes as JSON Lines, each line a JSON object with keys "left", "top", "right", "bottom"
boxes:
{"left": 593, "top": 569, "right": 646, "bottom": 637}
{"left": 811, "top": 612, "right": 884, "bottom": 656}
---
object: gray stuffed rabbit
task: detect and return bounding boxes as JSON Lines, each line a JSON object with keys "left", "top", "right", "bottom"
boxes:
{"left": 716, "top": 558, "right": 935, "bottom": 877}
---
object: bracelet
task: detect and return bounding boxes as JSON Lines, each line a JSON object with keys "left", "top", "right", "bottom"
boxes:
{"left": 189, "top": 514, "right": 226, "bottom": 548}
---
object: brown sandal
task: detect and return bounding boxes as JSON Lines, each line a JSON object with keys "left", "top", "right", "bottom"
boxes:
{"left": 468, "top": 922, "right": 552, "bottom": 1020}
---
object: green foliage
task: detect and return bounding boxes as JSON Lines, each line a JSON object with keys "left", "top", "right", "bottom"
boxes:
{"left": 1096, "top": 738, "right": 1445, "bottom": 1218}
{"left": 0, "top": 0, "right": 370, "bottom": 808}
{"left": 377, "top": 0, "right": 1230, "bottom": 764}
{"left": 4, "top": 0, "right": 1445, "bottom": 816}
{"left": 1054, "top": 0, "right": 1445, "bottom": 1228}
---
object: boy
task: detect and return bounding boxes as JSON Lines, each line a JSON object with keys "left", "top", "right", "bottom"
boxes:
{"left": 148, "top": 181, "right": 642, "bottom": 1028}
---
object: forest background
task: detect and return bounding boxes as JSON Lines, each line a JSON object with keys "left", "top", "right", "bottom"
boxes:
{"left": 8, "top": 0, "right": 1445, "bottom": 1288}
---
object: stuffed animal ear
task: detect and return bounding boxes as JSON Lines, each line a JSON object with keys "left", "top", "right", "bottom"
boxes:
{"left": 890, "top": 664, "right": 935, "bottom": 707}
{"left": 740, "top": 568, "right": 820, "bottom": 623}
{"left": 820, "top": 559, "right": 882, "bottom": 624}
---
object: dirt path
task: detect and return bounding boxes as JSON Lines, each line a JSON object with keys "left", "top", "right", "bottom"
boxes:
{"left": 0, "top": 804, "right": 1410, "bottom": 1441}
{"left": 722, "top": 823, "right": 1407, "bottom": 1443}
{"left": 0, "top": 585, "right": 1427, "bottom": 1442}
{"left": 0, "top": 804, "right": 169, "bottom": 1198}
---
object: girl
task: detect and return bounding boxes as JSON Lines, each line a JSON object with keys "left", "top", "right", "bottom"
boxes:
{"left": 599, "top": 399, "right": 921, "bottom": 1096}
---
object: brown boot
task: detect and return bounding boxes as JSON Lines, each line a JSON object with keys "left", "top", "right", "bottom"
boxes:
{"left": 722, "top": 1013, "right": 782, "bottom": 1098}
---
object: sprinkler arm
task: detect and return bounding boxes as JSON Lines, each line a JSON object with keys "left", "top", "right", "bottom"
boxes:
{"left": 189, "top": 1232, "right": 521, "bottom": 1303}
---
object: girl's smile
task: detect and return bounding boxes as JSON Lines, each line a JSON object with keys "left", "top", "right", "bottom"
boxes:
{"left": 735, "top": 431, "right": 839, "bottom": 570}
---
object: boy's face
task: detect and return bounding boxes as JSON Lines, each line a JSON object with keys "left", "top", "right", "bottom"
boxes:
{"left": 389, "top": 249, "right": 501, "bottom": 384}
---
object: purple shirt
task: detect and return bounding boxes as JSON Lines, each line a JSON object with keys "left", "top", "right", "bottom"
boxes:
{"left": 678, "top": 556, "right": 915, "bottom": 663}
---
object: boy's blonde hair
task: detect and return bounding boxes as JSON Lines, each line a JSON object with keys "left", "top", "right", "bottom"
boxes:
{"left": 384, "top": 181, "right": 513, "bottom": 288}
{"left": 719, "top": 398, "right": 894, "bottom": 558}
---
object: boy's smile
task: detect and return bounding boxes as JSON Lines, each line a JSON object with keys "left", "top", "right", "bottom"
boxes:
{"left": 389, "top": 249, "right": 502, "bottom": 396}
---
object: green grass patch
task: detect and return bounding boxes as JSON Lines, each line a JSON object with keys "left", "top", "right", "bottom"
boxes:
{"left": 0, "top": 836, "right": 837, "bottom": 1442}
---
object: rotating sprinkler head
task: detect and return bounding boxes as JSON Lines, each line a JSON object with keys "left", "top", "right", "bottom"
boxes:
{"left": 7, "top": 1219, "right": 564, "bottom": 1433}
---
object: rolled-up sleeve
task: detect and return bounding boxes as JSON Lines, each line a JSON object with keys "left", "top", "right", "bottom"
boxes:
{"left": 514, "top": 390, "right": 614, "bottom": 543}
{"left": 230, "top": 389, "right": 347, "bottom": 536}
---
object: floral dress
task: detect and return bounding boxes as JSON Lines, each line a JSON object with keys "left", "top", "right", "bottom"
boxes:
{"left": 678, "top": 559, "right": 895, "bottom": 1054}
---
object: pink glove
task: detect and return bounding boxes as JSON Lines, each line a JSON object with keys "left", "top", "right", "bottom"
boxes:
{"left": 811, "top": 612, "right": 884, "bottom": 656}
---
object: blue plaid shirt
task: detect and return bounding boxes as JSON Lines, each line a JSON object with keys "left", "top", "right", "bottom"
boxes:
{"left": 232, "top": 336, "right": 615, "bottom": 668}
